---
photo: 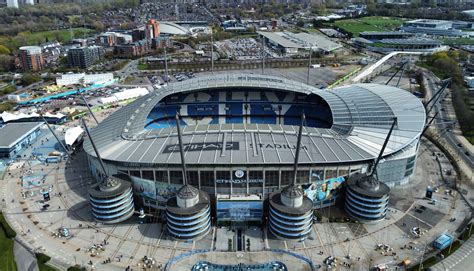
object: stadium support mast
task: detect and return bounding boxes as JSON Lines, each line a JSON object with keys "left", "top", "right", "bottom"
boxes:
{"left": 82, "top": 118, "right": 108, "bottom": 177}
{"left": 175, "top": 113, "right": 188, "bottom": 185}
{"left": 84, "top": 117, "right": 135, "bottom": 224}
{"left": 165, "top": 113, "right": 211, "bottom": 241}
{"left": 421, "top": 111, "right": 439, "bottom": 136}
{"left": 41, "top": 115, "right": 70, "bottom": 154}
{"left": 344, "top": 117, "right": 397, "bottom": 223}
{"left": 78, "top": 91, "right": 99, "bottom": 125}
{"left": 268, "top": 113, "right": 313, "bottom": 240}
{"left": 385, "top": 61, "right": 407, "bottom": 86}
{"left": 425, "top": 78, "right": 451, "bottom": 115}
{"left": 370, "top": 117, "right": 397, "bottom": 179}
{"left": 261, "top": 37, "right": 265, "bottom": 74}
{"left": 292, "top": 114, "right": 305, "bottom": 185}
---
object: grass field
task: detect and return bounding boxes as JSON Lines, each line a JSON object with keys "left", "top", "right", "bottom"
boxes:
{"left": 0, "top": 28, "right": 94, "bottom": 51}
{"left": 334, "top": 16, "right": 406, "bottom": 36}
{"left": 0, "top": 213, "right": 17, "bottom": 271}
{"left": 442, "top": 38, "right": 474, "bottom": 45}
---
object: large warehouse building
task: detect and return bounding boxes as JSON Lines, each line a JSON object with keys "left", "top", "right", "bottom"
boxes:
{"left": 84, "top": 74, "right": 425, "bottom": 222}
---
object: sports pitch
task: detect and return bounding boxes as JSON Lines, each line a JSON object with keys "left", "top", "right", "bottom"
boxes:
{"left": 334, "top": 16, "right": 406, "bottom": 36}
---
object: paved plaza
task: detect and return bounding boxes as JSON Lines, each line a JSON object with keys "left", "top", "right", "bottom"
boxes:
{"left": 0, "top": 125, "right": 471, "bottom": 270}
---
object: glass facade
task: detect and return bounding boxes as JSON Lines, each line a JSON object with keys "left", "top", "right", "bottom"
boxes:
{"left": 118, "top": 165, "right": 364, "bottom": 200}
{"left": 170, "top": 171, "right": 183, "bottom": 185}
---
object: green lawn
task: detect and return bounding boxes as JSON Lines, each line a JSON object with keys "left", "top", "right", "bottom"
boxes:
{"left": 0, "top": 220, "right": 17, "bottom": 271}
{"left": 36, "top": 253, "right": 57, "bottom": 271}
{"left": 137, "top": 63, "right": 149, "bottom": 70}
{"left": 0, "top": 28, "right": 95, "bottom": 51}
{"left": 334, "top": 16, "right": 406, "bottom": 36}
{"left": 442, "top": 38, "right": 474, "bottom": 45}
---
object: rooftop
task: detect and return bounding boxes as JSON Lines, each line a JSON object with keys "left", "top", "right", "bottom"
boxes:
{"left": 378, "top": 38, "right": 442, "bottom": 46}
{"left": 257, "top": 31, "right": 342, "bottom": 52}
{"left": 406, "top": 19, "right": 451, "bottom": 25}
{"left": 257, "top": 31, "right": 302, "bottom": 49}
{"left": 0, "top": 122, "right": 43, "bottom": 149}
{"left": 360, "top": 31, "right": 413, "bottom": 36}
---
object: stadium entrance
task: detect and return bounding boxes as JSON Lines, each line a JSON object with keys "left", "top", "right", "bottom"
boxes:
{"left": 216, "top": 194, "right": 263, "bottom": 227}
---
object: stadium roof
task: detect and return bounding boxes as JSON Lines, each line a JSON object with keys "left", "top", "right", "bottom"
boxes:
{"left": 359, "top": 31, "right": 413, "bottom": 36}
{"left": 84, "top": 74, "right": 426, "bottom": 166}
{"left": 160, "top": 22, "right": 191, "bottom": 35}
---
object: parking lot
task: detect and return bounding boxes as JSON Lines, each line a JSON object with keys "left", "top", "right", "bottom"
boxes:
{"left": 215, "top": 38, "right": 277, "bottom": 60}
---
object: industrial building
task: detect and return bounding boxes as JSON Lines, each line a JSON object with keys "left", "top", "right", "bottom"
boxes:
{"left": 0, "top": 122, "right": 42, "bottom": 158}
{"left": 83, "top": 74, "right": 425, "bottom": 232}
{"left": 257, "top": 31, "right": 342, "bottom": 56}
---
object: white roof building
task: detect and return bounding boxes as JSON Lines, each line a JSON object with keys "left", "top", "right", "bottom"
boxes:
{"left": 56, "top": 73, "right": 114, "bottom": 87}
{"left": 98, "top": 87, "right": 149, "bottom": 104}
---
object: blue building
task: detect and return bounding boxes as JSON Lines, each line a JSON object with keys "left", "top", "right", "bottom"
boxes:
{"left": 0, "top": 122, "right": 43, "bottom": 158}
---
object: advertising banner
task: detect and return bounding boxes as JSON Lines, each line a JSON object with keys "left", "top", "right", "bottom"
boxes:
{"left": 131, "top": 176, "right": 156, "bottom": 200}
{"left": 155, "top": 181, "right": 181, "bottom": 203}
{"left": 131, "top": 176, "right": 182, "bottom": 204}
{"left": 303, "top": 176, "right": 345, "bottom": 203}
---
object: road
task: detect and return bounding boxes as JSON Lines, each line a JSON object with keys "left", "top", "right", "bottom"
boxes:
{"left": 115, "top": 58, "right": 141, "bottom": 78}
{"left": 424, "top": 71, "right": 474, "bottom": 170}
{"left": 431, "top": 235, "right": 474, "bottom": 271}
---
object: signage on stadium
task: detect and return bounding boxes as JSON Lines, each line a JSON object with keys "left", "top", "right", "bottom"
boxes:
{"left": 237, "top": 76, "right": 284, "bottom": 83}
{"left": 215, "top": 169, "right": 263, "bottom": 184}
{"left": 250, "top": 143, "right": 308, "bottom": 150}
{"left": 162, "top": 142, "right": 240, "bottom": 153}
{"left": 215, "top": 179, "right": 263, "bottom": 184}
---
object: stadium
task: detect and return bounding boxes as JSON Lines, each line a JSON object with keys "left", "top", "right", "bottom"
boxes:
{"left": 83, "top": 73, "right": 426, "bottom": 226}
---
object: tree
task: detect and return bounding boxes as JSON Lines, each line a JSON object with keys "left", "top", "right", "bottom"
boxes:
{"left": 0, "top": 55, "right": 12, "bottom": 72}
{"left": 20, "top": 73, "right": 41, "bottom": 86}
{"left": 296, "top": 20, "right": 305, "bottom": 28}
{"left": 367, "top": 0, "right": 376, "bottom": 14}
{"left": 0, "top": 45, "right": 10, "bottom": 55}
{"left": 0, "top": 102, "right": 15, "bottom": 113}
{"left": 312, "top": 19, "right": 323, "bottom": 28}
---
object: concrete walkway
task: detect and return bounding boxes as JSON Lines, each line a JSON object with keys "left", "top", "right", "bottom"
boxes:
{"left": 13, "top": 239, "right": 39, "bottom": 271}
